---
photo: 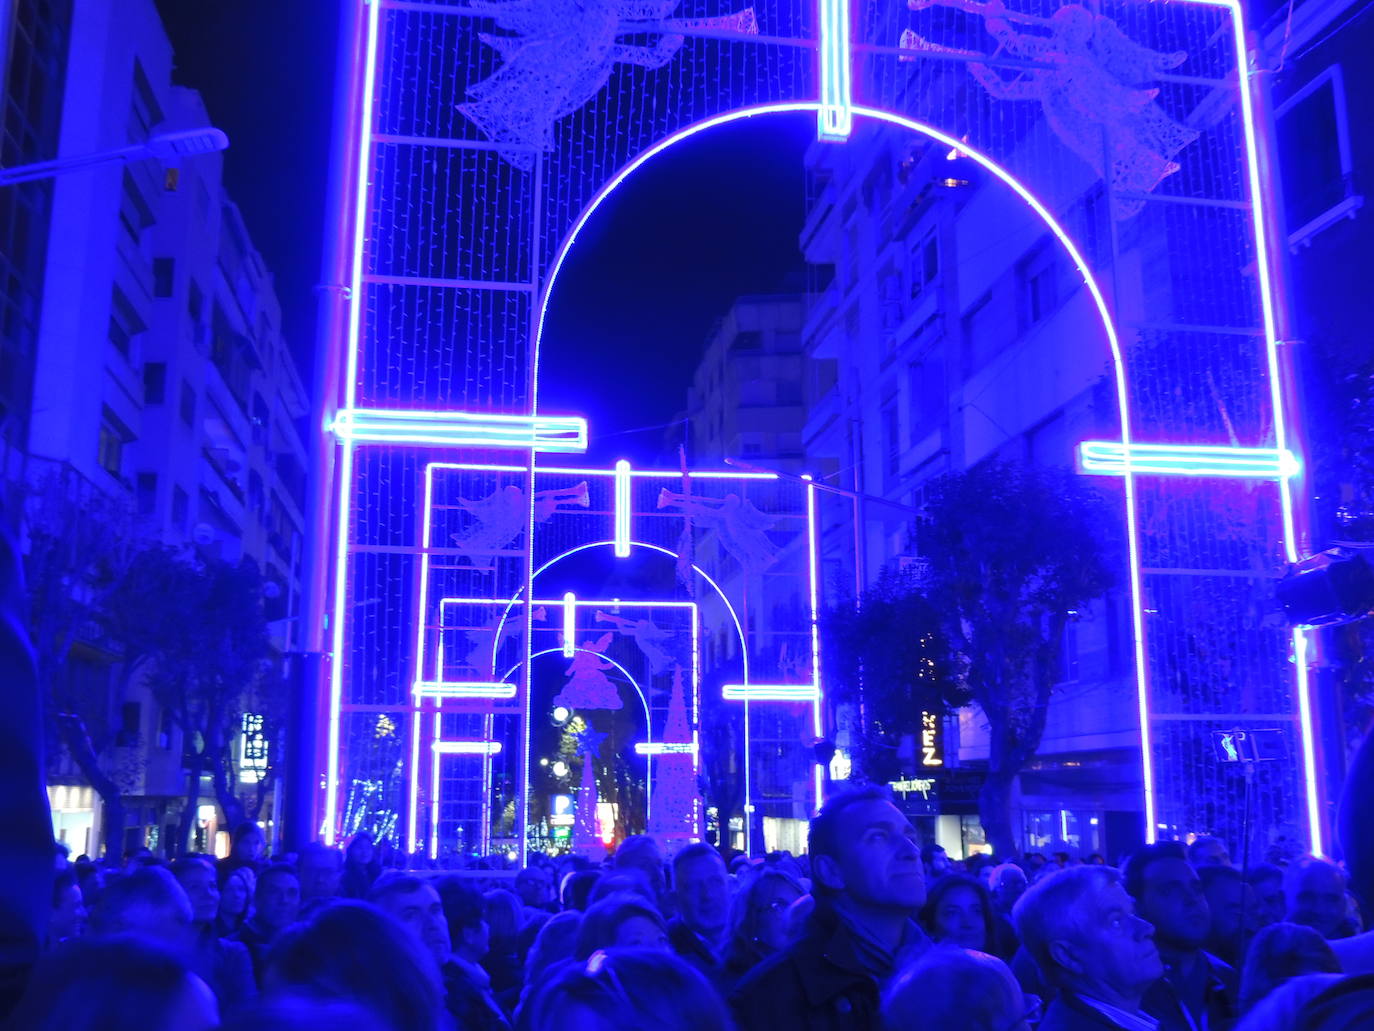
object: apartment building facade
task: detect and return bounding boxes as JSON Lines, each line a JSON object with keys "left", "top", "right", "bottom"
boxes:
{"left": 17, "top": 0, "right": 308, "bottom": 858}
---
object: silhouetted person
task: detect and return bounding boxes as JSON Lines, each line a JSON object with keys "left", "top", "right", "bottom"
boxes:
{"left": 524, "top": 947, "right": 733, "bottom": 1031}
{"left": 48, "top": 869, "right": 87, "bottom": 949}
{"left": 1237, "top": 921, "right": 1341, "bottom": 1014}
{"left": 1188, "top": 836, "right": 1231, "bottom": 869}
{"left": 574, "top": 893, "right": 670, "bottom": 958}
{"left": 265, "top": 899, "right": 447, "bottom": 1031}
{"left": 1285, "top": 857, "right": 1349, "bottom": 940}
{"left": 7, "top": 934, "right": 219, "bottom": 1030}
{"left": 296, "top": 842, "right": 343, "bottom": 907}
{"left": 1199, "top": 864, "right": 1258, "bottom": 968}
{"left": 433, "top": 874, "right": 511, "bottom": 1031}
{"left": 881, "top": 945, "right": 1033, "bottom": 1031}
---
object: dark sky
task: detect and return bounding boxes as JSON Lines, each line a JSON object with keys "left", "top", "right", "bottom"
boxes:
{"left": 153, "top": 0, "right": 339, "bottom": 385}
{"left": 537, "top": 113, "right": 814, "bottom": 463}
{"left": 152, "top": 5, "right": 812, "bottom": 462}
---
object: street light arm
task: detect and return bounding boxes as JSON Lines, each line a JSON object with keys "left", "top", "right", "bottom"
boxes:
{"left": 0, "top": 127, "right": 229, "bottom": 188}
{"left": 0, "top": 142, "right": 148, "bottom": 186}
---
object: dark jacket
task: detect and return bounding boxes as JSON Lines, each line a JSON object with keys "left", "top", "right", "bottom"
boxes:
{"left": 1038, "top": 992, "right": 1154, "bottom": 1031}
{"left": 230, "top": 916, "right": 278, "bottom": 987}
{"left": 189, "top": 928, "right": 257, "bottom": 1015}
{"left": 730, "top": 909, "right": 929, "bottom": 1031}
{"left": 667, "top": 917, "right": 725, "bottom": 987}
{"left": 443, "top": 958, "right": 512, "bottom": 1031}
{"left": 1142, "top": 949, "right": 1238, "bottom": 1031}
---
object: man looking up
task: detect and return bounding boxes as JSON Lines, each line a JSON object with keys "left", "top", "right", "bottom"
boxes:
{"left": 1123, "top": 842, "right": 1238, "bottom": 1031}
{"left": 732, "top": 785, "right": 929, "bottom": 1031}
{"left": 668, "top": 842, "right": 730, "bottom": 981}
{"left": 1014, "top": 865, "right": 1163, "bottom": 1030}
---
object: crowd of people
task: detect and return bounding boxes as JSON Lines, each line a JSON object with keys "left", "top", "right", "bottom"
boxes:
{"left": 6, "top": 783, "right": 1374, "bottom": 1031}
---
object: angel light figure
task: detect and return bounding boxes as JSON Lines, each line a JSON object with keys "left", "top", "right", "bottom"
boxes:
{"left": 596, "top": 610, "right": 679, "bottom": 676}
{"left": 451, "top": 481, "right": 589, "bottom": 569}
{"left": 461, "top": 0, "right": 760, "bottom": 170}
{"left": 553, "top": 631, "right": 624, "bottom": 710}
{"left": 460, "top": 605, "right": 546, "bottom": 677}
{"left": 657, "top": 488, "right": 778, "bottom": 572}
{"left": 901, "top": 0, "right": 1198, "bottom": 218}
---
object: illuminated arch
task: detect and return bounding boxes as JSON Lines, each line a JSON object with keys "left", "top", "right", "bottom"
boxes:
{"left": 531, "top": 102, "right": 1154, "bottom": 830}
{"left": 491, "top": 539, "right": 752, "bottom": 683}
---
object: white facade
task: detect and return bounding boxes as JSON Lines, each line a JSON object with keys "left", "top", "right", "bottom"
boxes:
{"left": 26, "top": 0, "right": 307, "bottom": 857}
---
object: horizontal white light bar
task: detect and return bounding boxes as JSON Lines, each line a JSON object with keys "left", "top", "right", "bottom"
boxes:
{"left": 332, "top": 409, "right": 587, "bottom": 452}
{"left": 722, "top": 684, "right": 819, "bottom": 701}
{"left": 633, "top": 742, "right": 698, "bottom": 756}
{"left": 413, "top": 681, "right": 518, "bottom": 699}
{"left": 432, "top": 741, "right": 503, "bottom": 755}
{"left": 1076, "top": 441, "right": 1300, "bottom": 479}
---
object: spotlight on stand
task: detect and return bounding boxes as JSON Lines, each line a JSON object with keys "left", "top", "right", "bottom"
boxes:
{"left": 1277, "top": 546, "right": 1374, "bottom": 629}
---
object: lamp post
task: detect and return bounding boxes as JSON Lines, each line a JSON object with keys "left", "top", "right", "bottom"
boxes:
{"left": 0, "top": 127, "right": 228, "bottom": 187}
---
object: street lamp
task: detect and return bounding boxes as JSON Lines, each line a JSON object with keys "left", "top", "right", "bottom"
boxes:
{"left": 0, "top": 127, "right": 229, "bottom": 187}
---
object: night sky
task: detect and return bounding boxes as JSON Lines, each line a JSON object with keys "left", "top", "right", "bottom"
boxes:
{"left": 153, "top": 5, "right": 812, "bottom": 465}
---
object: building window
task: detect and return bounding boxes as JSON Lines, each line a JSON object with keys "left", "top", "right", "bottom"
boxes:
{"left": 172, "top": 485, "right": 189, "bottom": 530}
{"left": 152, "top": 257, "right": 174, "bottom": 298}
{"left": 1276, "top": 64, "right": 1362, "bottom": 247}
{"left": 130, "top": 58, "right": 164, "bottom": 140}
{"left": 188, "top": 278, "right": 204, "bottom": 325}
{"left": 136, "top": 471, "right": 157, "bottom": 515}
{"left": 143, "top": 361, "right": 166, "bottom": 404}
{"left": 118, "top": 170, "right": 154, "bottom": 242}
{"left": 731, "top": 330, "right": 762, "bottom": 351}
{"left": 882, "top": 400, "right": 901, "bottom": 482}
{"left": 180, "top": 381, "right": 196, "bottom": 426}
{"left": 1019, "top": 244, "right": 1059, "bottom": 328}
{"left": 97, "top": 407, "right": 132, "bottom": 479}
{"left": 910, "top": 230, "right": 939, "bottom": 299}
{"left": 108, "top": 284, "right": 146, "bottom": 359}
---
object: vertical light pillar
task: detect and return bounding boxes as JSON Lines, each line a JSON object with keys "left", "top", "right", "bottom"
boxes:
{"left": 817, "top": 0, "right": 853, "bottom": 139}
{"left": 562, "top": 592, "right": 577, "bottom": 657}
{"left": 614, "top": 460, "right": 632, "bottom": 557}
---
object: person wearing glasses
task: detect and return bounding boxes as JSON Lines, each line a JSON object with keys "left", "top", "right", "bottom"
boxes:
{"left": 722, "top": 867, "right": 806, "bottom": 986}
{"left": 731, "top": 785, "right": 931, "bottom": 1031}
{"left": 1013, "top": 865, "right": 1164, "bottom": 1031}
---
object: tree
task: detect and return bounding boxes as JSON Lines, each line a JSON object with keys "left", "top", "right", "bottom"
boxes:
{"left": 101, "top": 547, "right": 275, "bottom": 852}
{"left": 821, "top": 564, "right": 967, "bottom": 783}
{"left": 916, "top": 460, "right": 1118, "bottom": 857}
{"left": 12, "top": 467, "right": 136, "bottom": 858}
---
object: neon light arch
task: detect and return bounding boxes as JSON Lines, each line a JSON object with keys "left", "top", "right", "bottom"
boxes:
{"left": 488, "top": 539, "right": 752, "bottom": 684}
{"left": 530, "top": 102, "right": 1155, "bottom": 833}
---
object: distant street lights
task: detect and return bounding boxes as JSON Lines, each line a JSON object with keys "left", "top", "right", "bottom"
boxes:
{"left": 0, "top": 127, "right": 229, "bottom": 187}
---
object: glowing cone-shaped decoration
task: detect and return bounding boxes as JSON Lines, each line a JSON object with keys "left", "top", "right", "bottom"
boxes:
{"left": 648, "top": 666, "right": 702, "bottom": 848}
{"left": 573, "top": 727, "right": 607, "bottom": 856}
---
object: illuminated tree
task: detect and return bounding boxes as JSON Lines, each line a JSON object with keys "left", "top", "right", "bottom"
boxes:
{"left": 916, "top": 460, "right": 1117, "bottom": 857}
{"left": 12, "top": 467, "right": 136, "bottom": 857}
{"left": 821, "top": 564, "right": 967, "bottom": 784}
{"left": 101, "top": 547, "right": 275, "bottom": 850}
